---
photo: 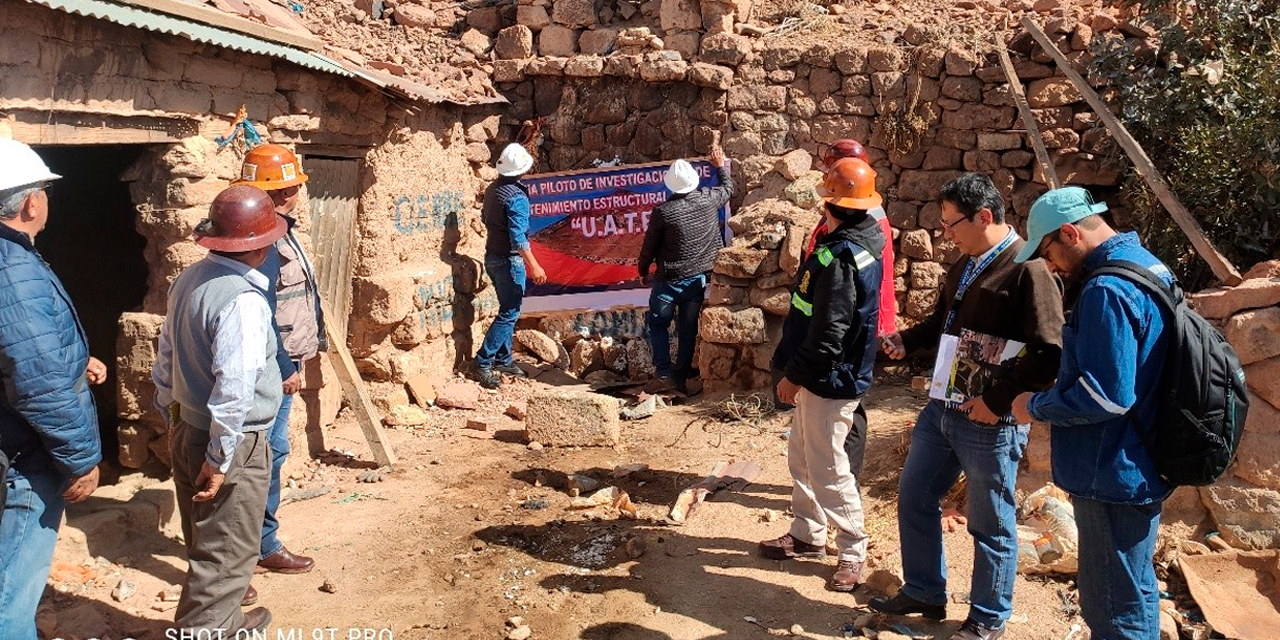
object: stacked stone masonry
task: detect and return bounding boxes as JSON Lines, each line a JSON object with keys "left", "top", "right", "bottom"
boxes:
{"left": 2, "top": 0, "right": 509, "bottom": 471}
{"left": 1188, "top": 260, "right": 1280, "bottom": 550}
{"left": 492, "top": 7, "right": 1134, "bottom": 390}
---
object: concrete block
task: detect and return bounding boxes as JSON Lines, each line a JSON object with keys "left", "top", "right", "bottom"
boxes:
{"left": 526, "top": 389, "right": 621, "bottom": 446}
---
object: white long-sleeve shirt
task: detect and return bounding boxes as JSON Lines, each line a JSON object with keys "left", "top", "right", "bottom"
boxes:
{"left": 153, "top": 254, "right": 274, "bottom": 473}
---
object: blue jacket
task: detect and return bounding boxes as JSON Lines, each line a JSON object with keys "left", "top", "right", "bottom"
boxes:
{"left": 771, "top": 214, "right": 884, "bottom": 399}
{"left": 482, "top": 177, "right": 532, "bottom": 257}
{"left": 0, "top": 224, "right": 101, "bottom": 480}
{"left": 1029, "top": 232, "right": 1172, "bottom": 504}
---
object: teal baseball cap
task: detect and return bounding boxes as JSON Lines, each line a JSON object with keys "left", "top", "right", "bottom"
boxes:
{"left": 1015, "top": 186, "right": 1110, "bottom": 262}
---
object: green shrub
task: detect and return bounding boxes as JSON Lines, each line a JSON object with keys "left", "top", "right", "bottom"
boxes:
{"left": 1091, "top": 0, "right": 1280, "bottom": 287}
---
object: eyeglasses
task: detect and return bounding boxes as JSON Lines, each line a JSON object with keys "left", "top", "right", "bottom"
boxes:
{"left": 1036, "top": 229, "right": 1063, "bottom": 258}
{"left": 940, "top": 215, "right": 971, "bottom": 232}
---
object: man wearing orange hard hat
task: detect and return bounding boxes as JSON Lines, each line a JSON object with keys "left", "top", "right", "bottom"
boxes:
{"left": 152, "top": 185, "right": 286, "bottom": 634}
{"left": 761, "top": 157, "right": 886, "bottom": 593}
{"left": 231, "top": 144, "right": 324, "bottom": 581}
{"left": 815, "top": 139, "right": 897, "bottom": 337}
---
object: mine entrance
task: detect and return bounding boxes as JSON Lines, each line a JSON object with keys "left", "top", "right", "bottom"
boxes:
{"left": 37, "top": 145, "right": 149, "bottom": 463}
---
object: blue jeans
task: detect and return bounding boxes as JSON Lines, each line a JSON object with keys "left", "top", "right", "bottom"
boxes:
{"left": 476, "top": 254, "right": 526, "bottom": 369}
{"left": 647, "top": 273, "right": 707, "bottom": 380}
{"left": 1074, "top": 497, "right": 1162, "bottom": 640}
{"left": 898, "top": 401, "right": 1029, "bottom": 628}
{"left": 260, "top": 392, "right": 292, "bottom": 558}
{"left": 0, "top": 466, "right": 65, "bottom": 640}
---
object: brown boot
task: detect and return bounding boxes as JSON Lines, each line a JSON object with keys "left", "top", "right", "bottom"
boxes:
{"left": 238, "top": 607, "right": 272, "bottom": 633}
{"left": 257, "top": 547, "right": 315, "bottom": 574}
{"left": 241, "top": 584, "right": 258, "bottom": 607}
{"left": 759, "top": 533, "right": 825, "bottom": 560}
{"left": 831, "top": 560, "right": 864, "bottom": 592}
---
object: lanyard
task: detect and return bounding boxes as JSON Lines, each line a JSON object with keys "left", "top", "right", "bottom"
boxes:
{"left": 943, "top": 232, "right": 1017, "bottom": 332}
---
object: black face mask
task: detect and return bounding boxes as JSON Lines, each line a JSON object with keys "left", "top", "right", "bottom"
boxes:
{"left": 825, "top": 202, "right": 868, "bottom": 222}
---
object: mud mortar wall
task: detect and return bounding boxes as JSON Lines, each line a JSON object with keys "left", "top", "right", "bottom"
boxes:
{"left": 1, "top": 0, "right": 512, "bottom": 470}
{"left": 498, "top": 18, "right": 1127, "bottom": 391}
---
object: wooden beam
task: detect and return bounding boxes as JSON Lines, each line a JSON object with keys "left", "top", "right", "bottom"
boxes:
{"left": 3, "top": 112, "right": 199, "bottom": 145}
{"left": 1021, "top": 17, "right": 1243, "bottom": 285}
{"left": 321, "top": 299, "right": 397, "bottom": 469}
{"left": 996, "top": 38, "right": 1060, "bottom": 189}
{"left": 117, "top": 0, "right": 325, "bottom": 52}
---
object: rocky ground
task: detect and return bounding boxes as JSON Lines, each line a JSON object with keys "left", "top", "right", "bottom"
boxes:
{"left": 38, "top": 375, "right": 1196, "bottom": 640}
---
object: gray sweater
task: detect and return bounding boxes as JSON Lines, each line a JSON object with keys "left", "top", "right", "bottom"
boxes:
{"left": 166, "top": 258, "right": 282, "bottom": 433}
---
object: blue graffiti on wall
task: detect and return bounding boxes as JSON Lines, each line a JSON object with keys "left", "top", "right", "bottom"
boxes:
{"left": 394, "top": 190, "right": 466, "bottom": 235}
{"left": 413, "top": 275, "right": 500, "bottom": 331}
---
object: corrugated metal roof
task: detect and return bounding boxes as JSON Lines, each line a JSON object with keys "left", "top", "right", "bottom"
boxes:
{"left": 30, "top": 0, "right": 356, "bottom": 78}
{"left": 26, "top": 0, "right": 506, "bottom": 104}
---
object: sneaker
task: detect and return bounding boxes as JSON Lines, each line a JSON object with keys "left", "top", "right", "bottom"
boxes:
{"left": 758, "top": 533, "right": 825, "bottom": 560}
{"left": 831, "top": 559, "right": 864, "bottom": 592}
{"left": 493, "top": 363, "right": 528, "bottom": 378}
{"left": 868, "top": 590, "right": 947, "bottom": 620}
{"left": 473, "top": 366, "right": 502, "bottom": 389}
{"left": 950, "top": 619, "right": 1005, "bottom": 640}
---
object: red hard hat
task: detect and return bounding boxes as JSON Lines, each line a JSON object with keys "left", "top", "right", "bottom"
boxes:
{"left": 821, "top": 139, "right": 869, "bottom": 172}
{"left": 194, "top": 186, "right": 287, "bottom": 252}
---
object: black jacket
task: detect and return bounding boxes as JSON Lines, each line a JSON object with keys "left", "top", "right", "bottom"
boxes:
{"left": 638, "top": 167, "right": 734, "bottom": 281}
{"left": 771, "top": 214, "right": 885, "bottom": 399}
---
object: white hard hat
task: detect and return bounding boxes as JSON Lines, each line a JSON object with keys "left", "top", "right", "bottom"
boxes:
{"left": 664, "top": 159, "right": 699, "bottom": 195}
{"left": 495, "top": 143, "right": 534, "bottom": 177}
{"left": 0, "top": 139, "right": 60, "bottom": 192}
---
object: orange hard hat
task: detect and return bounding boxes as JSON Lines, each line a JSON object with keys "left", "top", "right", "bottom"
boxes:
{"left": 232, "top": 144, "right": 308, "bottom": 191}
{"left": 819, "top": 158, "right": 883, "bottom": 210}
{"left": 821, "top": 139, "right": 868, "bottom": 172}
{"left": 194, "top": 186, "right": 287, "bottom": 252}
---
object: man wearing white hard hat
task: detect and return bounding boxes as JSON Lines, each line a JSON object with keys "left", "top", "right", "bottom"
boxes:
{"left": 473, "top": 143, "right": 547, "bottom": 389}
{"left": 0, "top": 139, "right": 105, "bottom": 639}
{"left": 638, "top": 145, "right": 734, "bottom": 394}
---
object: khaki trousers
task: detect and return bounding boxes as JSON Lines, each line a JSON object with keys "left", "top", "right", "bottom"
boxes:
{"left": 787, "top": 389, "right": 870, "bottom": 563}
{"left": 171, "top": 420, "right": 270, "bottom": 632}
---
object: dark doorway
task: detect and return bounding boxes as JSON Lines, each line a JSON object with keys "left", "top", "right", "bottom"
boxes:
{"left": 37, "top": 145, "right": 149, "bottom": 466}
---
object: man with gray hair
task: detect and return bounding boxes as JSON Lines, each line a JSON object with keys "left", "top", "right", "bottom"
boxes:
{"left": 0, "top": 139, "right": 104, "bottom": 640}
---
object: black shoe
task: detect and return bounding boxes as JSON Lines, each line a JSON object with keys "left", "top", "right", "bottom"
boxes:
{"left": 473, "top": 366, "right": 502, "bottom": 389}
{"left": 950, "top": 619, "right": 1005, "bottom": 640}
{"left": 868, "top": 590, "right": 947, "bottom": 620}
{"left": 494, "top": 363, "right": 528, "bottom": 378}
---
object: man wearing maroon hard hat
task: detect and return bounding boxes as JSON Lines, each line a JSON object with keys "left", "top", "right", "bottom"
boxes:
{"left": 151, "top": 185, "right": 284, "bottom": 635}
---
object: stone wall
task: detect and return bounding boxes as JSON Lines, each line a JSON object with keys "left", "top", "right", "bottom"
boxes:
{"left": 489, "top": 6, "right": 1137, "bottom": 390}
{"left": 1188, "top": 261, "right": 1280, "bottom": 549}
{"left": 2, "top": 0, "right": 510, "bottom": 469}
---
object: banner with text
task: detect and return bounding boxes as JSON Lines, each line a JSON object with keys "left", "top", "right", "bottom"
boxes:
{"left": 519, "top": 159, "right": 730, "bottom": 313}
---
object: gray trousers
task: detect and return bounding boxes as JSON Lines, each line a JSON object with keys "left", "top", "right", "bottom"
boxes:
{"left": 787, "top": 389, "right": 870, "bottom": 563}
{"left": 171, "top": 420, "right": 270, "bottom": 632}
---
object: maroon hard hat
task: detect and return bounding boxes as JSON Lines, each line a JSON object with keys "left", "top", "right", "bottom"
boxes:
{"left": 821, "top": 139, "right": 869, "bottom": 171}
{"left": 194, "top": 185, "right": 287, "bottom": 252}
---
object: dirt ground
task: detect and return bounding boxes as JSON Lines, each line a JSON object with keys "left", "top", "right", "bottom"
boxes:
{"left": 44, "top": 380, "right": 1087, "bottom": 640}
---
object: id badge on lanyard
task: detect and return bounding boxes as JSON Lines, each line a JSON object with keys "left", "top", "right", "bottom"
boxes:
{"left": 942, "top": 232, "right": 1016, "bottom": 333}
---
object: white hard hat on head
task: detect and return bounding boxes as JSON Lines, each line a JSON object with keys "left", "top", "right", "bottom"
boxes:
{"left": 664, "top": 159, "right": 699, "bottom": 195}
{"left": 0, "top": 139, "right": 61, "bottom": 192}
{"left": 496, "top": 143, "right": 534, "bottom": 177}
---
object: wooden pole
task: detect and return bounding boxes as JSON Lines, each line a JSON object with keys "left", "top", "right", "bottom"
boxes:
{"left": 321, "top": 300, "right": 397, "bottom": 468}
{"left": 996, "top": 38, "right": 1061, "bottom": 189}
{"left": 1020, "top": 17, "right": 1243, "bottom": 285}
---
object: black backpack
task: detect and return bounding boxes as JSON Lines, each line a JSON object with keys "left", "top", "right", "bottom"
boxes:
{"left": 1090, "top": 261, "right": 1249, "bottom": 487}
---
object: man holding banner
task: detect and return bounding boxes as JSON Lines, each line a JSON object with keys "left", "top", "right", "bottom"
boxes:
{"left": 638, "top": 147, "right": 733, "bottom": 394}
{"left": 474, "top": 143, "right": 548, "bottom": 390}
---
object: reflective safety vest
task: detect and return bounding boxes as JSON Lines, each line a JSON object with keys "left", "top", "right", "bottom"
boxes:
{"left": 790, "top": 239, "right": 877, "bottom": 317}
